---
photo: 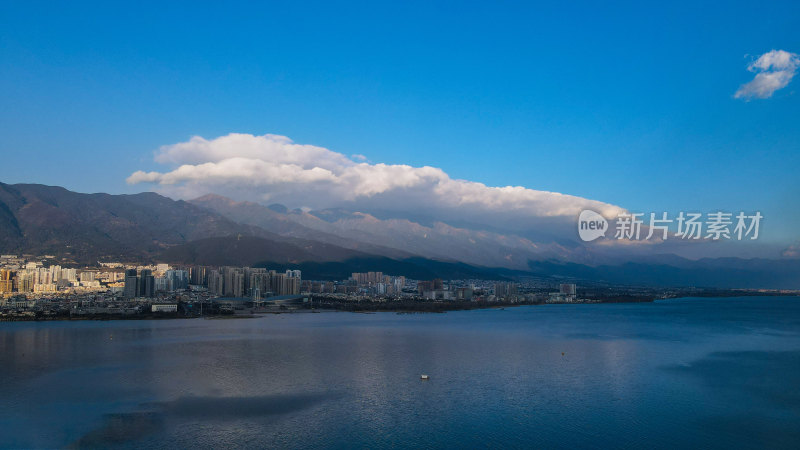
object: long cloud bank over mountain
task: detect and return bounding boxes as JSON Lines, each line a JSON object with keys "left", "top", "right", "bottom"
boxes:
{"left": 128, "top": 133, "right": 624, "bottom": 235}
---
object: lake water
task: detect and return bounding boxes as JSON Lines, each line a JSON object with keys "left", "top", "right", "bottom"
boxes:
{"left": 1, "top": 296, "right": 799, "bottom": 449}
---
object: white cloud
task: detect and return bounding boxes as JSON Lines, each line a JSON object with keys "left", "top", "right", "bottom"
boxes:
{"left": 735, "top": 49, "right": 799, "bottom": 100}
{"left": 128, "top": 133, "right": 625, "bottom": 229}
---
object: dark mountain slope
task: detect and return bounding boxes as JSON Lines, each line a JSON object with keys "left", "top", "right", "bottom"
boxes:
{"left": 0, "top": 183, "right": 357, "bottom": 263}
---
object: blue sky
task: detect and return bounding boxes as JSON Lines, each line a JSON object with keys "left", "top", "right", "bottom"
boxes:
{"left": 1, "top": 1, "right": 798, "bottom": 243}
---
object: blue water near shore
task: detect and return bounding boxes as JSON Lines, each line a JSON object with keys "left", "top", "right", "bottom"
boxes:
{"left": 1, "top": 296, "right": 799, "bottom": 449}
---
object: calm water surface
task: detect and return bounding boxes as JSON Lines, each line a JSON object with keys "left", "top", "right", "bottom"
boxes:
{"left": 1, "top": 296, "right": 799, "bottom": 449}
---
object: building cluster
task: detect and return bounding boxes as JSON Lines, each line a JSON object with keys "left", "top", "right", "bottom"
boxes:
{"left": 2, "top": 253, "right": 593, "bottom": 314}
{"left": 412, "top": 279, "right": 523, "bottom": 302}
{"left": 0, "top": 254, "right": 303, "bottom": 303}
{"left": 415, "top": 279, "right": 525, "bottom": 301}
{"left": 1, "top": 256, "right": 106, "bottom": 295}
{"left": 349, "top": 272, "right": 406, "bottom": 295}
{"left": 121, "top": 265, "right": 191, "bottom": 299}
{"left": 494, "top": 282, "right": 519, "bottom": 300}
{"left": 416, "top": 278, "right": 473, "bottom": 300}
{"left": 3, "top": 252, "right": 532, "bottom": 305}
{"left": 300, "top": 272, "right": 407, "bottom": 296}
{"left": 548, "top": 283, "right": 578, "bottom": 303}
{"left": 204, "top": 267, "right": 301, "bottom": 299}
{"left": 118, "top": 265, "right": 303, "bottom": 300}
{"left": 123, "top": 268, "right": 189, "bottom": 298}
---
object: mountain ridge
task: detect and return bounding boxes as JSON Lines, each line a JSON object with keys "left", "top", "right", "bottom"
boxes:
{"left": 1, "top": 182, "right": 799, "bottom": 288}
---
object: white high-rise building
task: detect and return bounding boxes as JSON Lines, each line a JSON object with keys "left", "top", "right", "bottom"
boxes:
{"left": 62, "top": 268, "right": 77, "bottom": 282}
{"left": 49, "top": 265, "right": 62, "bottom": 282}
{"left": 286, "top": 269, "right": 302, "bottom": 279}
{"left": 80, "top": 271, "right": 96, "bottom": 283}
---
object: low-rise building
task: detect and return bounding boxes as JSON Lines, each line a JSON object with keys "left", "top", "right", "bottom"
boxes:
{"left": 151, "top": 304, "right": 178, "bottom": 313}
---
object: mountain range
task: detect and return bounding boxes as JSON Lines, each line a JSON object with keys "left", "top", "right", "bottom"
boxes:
{"left": 1, "top": 182, "right": 799, "bottom": 288}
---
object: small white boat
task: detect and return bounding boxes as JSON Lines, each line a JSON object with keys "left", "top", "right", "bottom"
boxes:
{"left": 420, "top": 374, "right": 429, "bottom": 380}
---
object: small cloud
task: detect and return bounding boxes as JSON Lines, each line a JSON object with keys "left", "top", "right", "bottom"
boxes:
{"left": 735, "top": 49, "right": 799, "bottom": 100}
{"left": 351, "top": 154, "right": 368, "bottom": 162}
{"left": 781, "top": 243, "right": 800, "bottom": 258}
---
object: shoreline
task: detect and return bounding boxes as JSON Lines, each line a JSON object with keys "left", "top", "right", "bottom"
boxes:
{"left": 0, "top": 299, "right": 641, "bottom": 322}
{"left": 2, "top": 293, "right": 798, "bottom": 323}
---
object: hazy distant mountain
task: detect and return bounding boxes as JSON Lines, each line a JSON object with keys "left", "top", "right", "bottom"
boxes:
{"left": 191, "top": 193, "right": 574, "bottom": 269}
{"left": 189, "top": 194, "right": 414, "bottom": 259}
{"left": 189, "top": 193, "right": 800, "bottom": 288}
